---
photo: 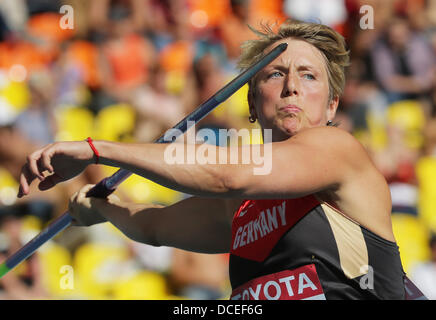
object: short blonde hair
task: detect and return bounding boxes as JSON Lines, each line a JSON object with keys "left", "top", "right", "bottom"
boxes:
{"left": 238, "top": 19, "right": 350, "bottom": 102}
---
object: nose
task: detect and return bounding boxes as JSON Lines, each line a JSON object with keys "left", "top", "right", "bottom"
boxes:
{"left": 281, "top": 75, "right": 299, "bottom": 98}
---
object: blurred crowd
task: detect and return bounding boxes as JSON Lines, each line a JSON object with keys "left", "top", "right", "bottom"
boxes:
{"left": 0, "top": 0, "right": 436, "bottom": 300}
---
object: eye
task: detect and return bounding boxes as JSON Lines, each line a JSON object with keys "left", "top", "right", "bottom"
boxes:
{"left": 268, "top": 71, "right": 283, "bottom": 79}
{"left": 302, "top": 73, "right": 315, "bottom": 80}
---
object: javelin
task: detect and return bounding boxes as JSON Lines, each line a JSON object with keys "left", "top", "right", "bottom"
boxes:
{"left": 0, "top": 43, "right": 288, "bottom": 278}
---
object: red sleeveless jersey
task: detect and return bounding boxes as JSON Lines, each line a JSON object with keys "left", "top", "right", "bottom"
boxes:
{"left": 229, "top": 196, "right": 406, "bottom": 300}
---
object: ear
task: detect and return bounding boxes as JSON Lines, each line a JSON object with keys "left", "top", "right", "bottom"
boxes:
{"left": 248, "top": 86, "right": 257, "bottom": 119}
{"left": 327, "top": 95, "right": 339, "bottom": 121}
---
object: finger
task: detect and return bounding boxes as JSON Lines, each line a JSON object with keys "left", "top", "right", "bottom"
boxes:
{"left": 38, "top": 173, "right": 65, "bottom": 191}
{"left": 18, "top": 180, "right": 27, "bottom": 198}
{"left": 69, "top": 190, "right": 79, "bottom": 204}
{"left": 70, "top": 186, "right": 97, "bottom": 227}
{"left": 18, "top": 172, "right": 29, "bottom": 198}
{"left": 27, "top": 154, "right": 44, "bottom": 181}
{"left": 36, "top": 158, "right": 49, "bottom": 178}
{"left": 74, "top": 184, "right": 97, "bottom": 200}
{"left": 76, "top": 184, "right": 95, "bottom": 203}
{"left": 39, "top": 150, "right": 54, "bottom": 175}
{"left": 81, "top": 184, "right": 96, "bottom": 197}
{"left": 18, "top": 165, "right": 37, "bottom": 198}
{"left": 108, "top": 194, "right": 120, "bottom": 203}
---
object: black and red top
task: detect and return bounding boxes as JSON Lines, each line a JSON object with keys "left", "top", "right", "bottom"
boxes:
{"left": 229, "top": 195, "right": 405, "bottom": 300}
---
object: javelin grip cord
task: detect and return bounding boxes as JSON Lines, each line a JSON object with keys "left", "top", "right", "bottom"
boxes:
{"left": 0, "top": 43, "right": 287, "bottom": 278}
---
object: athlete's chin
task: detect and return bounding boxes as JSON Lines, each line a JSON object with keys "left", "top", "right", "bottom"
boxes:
{"left": 281, "top": 117, "right": 303, "bottom": 136}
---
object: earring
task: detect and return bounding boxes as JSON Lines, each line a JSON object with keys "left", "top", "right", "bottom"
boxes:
{"left": 326, "top": 120, "right": 333, "bottom": 126}
{"left": 249, "top": 115, "right": 257, "bottom": 123}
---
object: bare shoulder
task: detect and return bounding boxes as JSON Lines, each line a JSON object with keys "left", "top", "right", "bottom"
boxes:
{"left": 291, "top": 126, "right": 388, "bottom": 192}
{"left": 289, "top": 126, "right": 364, "bottom": 150}
{"left": 287, "top": 126, "right": 372, "bottom": 170}
{"left": 293, "top": 128, "right": 394, "bottom": 241}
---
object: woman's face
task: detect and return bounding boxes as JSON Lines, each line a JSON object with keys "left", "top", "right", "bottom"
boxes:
{"left": 250, "top": 38, "right": 338, "bottom": 141}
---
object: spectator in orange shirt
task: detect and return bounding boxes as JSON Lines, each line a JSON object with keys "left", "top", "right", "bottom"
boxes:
{"left": 99, "top": 5, "right": 155, "bottom": 102}
{"left": 219, "top": 0, "right": 255, "bottom": 60}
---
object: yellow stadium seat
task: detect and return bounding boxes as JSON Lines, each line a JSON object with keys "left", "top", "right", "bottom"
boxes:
{"left": 387, "top": 100, "right": 426, "bottom": 131}
{"left": 38, "top": 242, "right": 74, "bottom": 298}
{"left": 99, "top": 166, "right": 182, "bottom": 205}
{"left": 386, "top": 100, "right": 426, "bottom": 149}
{"left": 0, "top": 81, "right": 30, "bottom": 112}
{"left": 416, "top": 157, "right": 436, "bottom": 232}
{"left": 54, "top": 106, "right": 95, "bottom": 141}
{"left": 365, "top": 112, "right": 388, "bottom": 151}
{"left": 391, "top": 213, "right": 430, "bottom": 273}
{"left": 0, "top": 167, "right": 18, "bottom": 206}
{"left": 94, "top": 103, "right": 136, "bottom": 142}
{"left": 212, "top": 81, "right": 249, "bottom": 124}
{"left": 248, "top": 128, "right": 263, "bottom": 145}
{"left": 0, "top": 167, "right": 18, "bottom": 188}
{"left": 119, "top": 173, "right": 182, "bottom": 205}
{"left": 21, "top": 215, "right": 42, "bottom": 233}
{"left": 221, "top": 81, "right": 250, "bottom": 118}
{"left": 113, "top": 271, "right": 169, "bottom": 300}
{"left": 165, "top": 71, "right": 186, "bottom": 95}
{"left": 73, "top": 242, "right": 130, "bottom": 299}
{"left": 352, "top": 129, "right": 371, "bottom": 149}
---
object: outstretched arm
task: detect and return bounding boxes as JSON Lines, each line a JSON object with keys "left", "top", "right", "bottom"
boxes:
{"left": 18, "top": 126, "right": 365, "bottom": 200}
{"left": 69, "top": 184, "right": 240, "bottom": 253}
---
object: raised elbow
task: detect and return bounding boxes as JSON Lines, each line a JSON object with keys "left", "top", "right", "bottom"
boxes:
{"left": 220, "top": 168, "right": 246, "bottom": 197}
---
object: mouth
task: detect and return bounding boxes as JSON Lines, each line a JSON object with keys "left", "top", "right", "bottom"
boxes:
{"left": 279, "top": 105, "right": 302, "bottom": 113}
